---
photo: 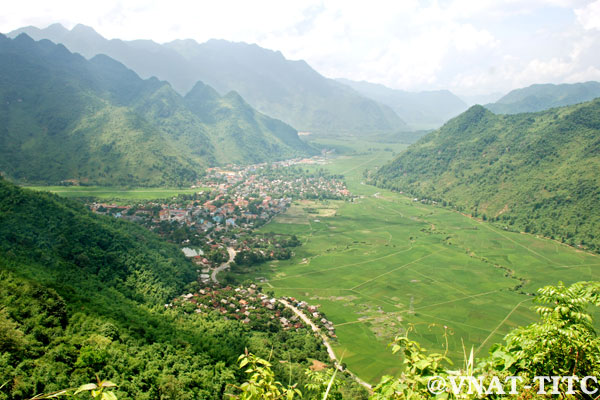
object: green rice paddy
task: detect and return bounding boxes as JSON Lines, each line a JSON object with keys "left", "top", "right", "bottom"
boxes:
{"left": 25, "top": 186, "right": 207, "bottom": 201}
{"left": 27, "top": 143, "right": 600, "bottom": 385}
{"left": 234, "top": 146, "right": 600, "bottom": 384}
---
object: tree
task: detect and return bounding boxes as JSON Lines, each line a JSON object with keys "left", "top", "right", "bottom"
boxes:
{"left": 490, "top": 281, "right": 600, "bottom": 382}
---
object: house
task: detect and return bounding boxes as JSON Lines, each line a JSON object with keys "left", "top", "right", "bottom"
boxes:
{"left": 182, "top": 247, "right": 203, "bottom": 257}
{"left": 159, "top": 209, "right": 170, "bottom": 221}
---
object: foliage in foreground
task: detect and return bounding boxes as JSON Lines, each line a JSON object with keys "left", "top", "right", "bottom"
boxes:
{"left": 230, "top": 281, "right": 600, "bottom": 399}
{"left": 12, "top": 278, "right": 600, "bottom": 399}
{"left": 29, "top": 376, "right": 117, "bottom": 400}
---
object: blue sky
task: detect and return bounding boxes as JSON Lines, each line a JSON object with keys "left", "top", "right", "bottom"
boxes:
{"left": 2, "top": 0, "right": 599, "bottom": 96}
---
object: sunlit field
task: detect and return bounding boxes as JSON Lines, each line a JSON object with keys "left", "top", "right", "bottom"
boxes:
{"left": 231, "top": 142, "right": 600, "bottom": 383}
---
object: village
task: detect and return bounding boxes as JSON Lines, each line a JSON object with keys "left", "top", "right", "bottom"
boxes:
{"left": 90, "top": 157, "right": 352, "bottom": 281}
{"left": 169, "top": 284, "right": 338, "bottom": 339}
{"left": 86, "top": 157, "right": 348, "bottom": 342}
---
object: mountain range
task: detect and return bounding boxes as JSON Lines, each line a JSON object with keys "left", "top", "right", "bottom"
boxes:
{"left": 0, "top": 33, "right": 315, "bottom": 186}
{"left": 9, "top": 23, "right": 407, "bottom": 136}
{"left": 372, "top": 99, "right": 600, "bottom": 251}
{"left": 485, "top": 81, "right": 600, "bottom": 114}
{"left": 337, "top": 78, "right": 469, "bottom": 129}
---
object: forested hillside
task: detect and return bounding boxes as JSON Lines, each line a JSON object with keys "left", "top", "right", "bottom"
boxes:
{"left": 0, "top": 178, "right": 338, "bottom": 399}
{"left": 0, "top": 33, "right": 314, "bottom": 186}
{"left": 372, "top": 99, "right": 600, "bottom": 251}
{"left": 184, "top": 81, "right": 315, "bottom": 164}
{"left": 485, "top": 81, "right": 600, "bottom": 114}
{"left": 9, "top": 24, "right": 407, "bottom": 136}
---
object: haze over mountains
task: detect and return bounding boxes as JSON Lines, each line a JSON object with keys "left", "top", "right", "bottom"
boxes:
{"left": 484, "top": 81, "right": 600, "bottom": 114}
{"left": 337, "top": 78, "right": 469, "bottom": 130}
{"left": 0, "top": 33, "right": 314, "bottom": 185}
{"left": 9, "top": 23, "right": 408, "bottom": 135}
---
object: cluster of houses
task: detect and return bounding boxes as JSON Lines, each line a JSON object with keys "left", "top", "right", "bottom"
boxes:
{"left": 154, "top": 195, "right": 289, "bottom": 231}
{"left": 284, "top": 297, "right": 337, "bottom": 339}
{"left": 90, "top": 159, "right": 353, "bottom": 272}
{"left": 170, "top": 285, "right": 307, "bottom": 331}
{"left": 168, "top": 284, "right": 338, "bottom": 339}
{"left": 89, "top": 159, "right": 348, "bottom": 336}
{"left": 201, "top": 166, "right": 352, "bottom": 202}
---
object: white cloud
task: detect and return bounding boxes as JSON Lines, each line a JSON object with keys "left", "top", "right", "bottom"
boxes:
{"left": 575, "top": 0, "right": 600, "bottom": 29}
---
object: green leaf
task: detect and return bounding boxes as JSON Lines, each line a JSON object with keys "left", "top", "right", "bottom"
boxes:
{"left": 74, "top": 383, "right": 98, "bottom": 395}
{"left": 414, "top": 359, "right": 430, "bottom": 370}
{"left": 102, "top": 392, "right": 118, "bottom": 400}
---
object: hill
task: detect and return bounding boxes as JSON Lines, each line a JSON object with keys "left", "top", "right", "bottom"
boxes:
{"left": 184, "top": 81, "right": 315, "bottom": 164}
{"left": 0, "top": 178, "right": 331, "bottom": 399}
{"left": 372, "top": 100, "right": 600, "bottom": 251}
{"left": 337, "top": 78, "right": 468, "bottom": 130}
{"left": 8, "top": 23, "right": 407, "bottom": 136}
{"left": 485, "top": 81, "right": 600, "bottom": 114}
{"left": 0, "top": 33, "right": 314, "bottom": 186}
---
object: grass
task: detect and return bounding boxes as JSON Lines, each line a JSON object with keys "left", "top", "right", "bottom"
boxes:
{"left": 25, "top": 186, "right": 208, "bottom": 201}
{"left": 231, "top": 144, "right": 600, "bottom": 384}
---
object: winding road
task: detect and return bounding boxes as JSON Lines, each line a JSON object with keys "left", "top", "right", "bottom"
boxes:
{"left": 211, "top": 247, "right": 237, "bottom": 284}
{"left": 278, "top": 299, "right": 372, "bottom": 390}
{"left": 211, "top": 249, "right": 372, "bottom": 388}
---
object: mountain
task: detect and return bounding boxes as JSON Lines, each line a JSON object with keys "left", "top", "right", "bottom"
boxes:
{"left": 337, "top": 78, "right": 468, "bottom": 130}
{"left": 184, "top": 81, "right": 315, "bottom": 164}
{"left": 0, "top": 33, "right": 314, "bottom": 185}
{"left": 459, "top": 92, "right": 504, "bottom": 107}
{"left": 372, "top": 99, "right": 600, "bottom": 251}
{"left": 485, "top": 81, "right": 600, "bottom": 114}
{"left": 0, "top": 178, "right": 329, "bottom": 399}
{"left": 8, "top": 23, "right": 407, "bottom": 136}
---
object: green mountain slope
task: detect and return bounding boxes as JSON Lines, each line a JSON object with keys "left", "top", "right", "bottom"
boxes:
{"left": 372, "top": 100, "right": 600, "bottom": 251}
{"left": 337, "top": 78, "right": 468, "bottom": 130}
{"left": 0, "top": 33, "right": 209, "bottom": 186}
{"left": 9, "top": 24, "right": 407, "bottom": 135}
{"left": 0, "top": 178, "right": 329, "bottom": 399}
{"left": 185, "top": 82, "right": 316, "bottom": 164}
{"left": 0, "top": 177, "right": 234, "bottom": 398}
{"left": 485, "top": 81, "right": 600, "bottom": 114}
{"left": 0, "top": 34, "right": 314, "bottom": 185}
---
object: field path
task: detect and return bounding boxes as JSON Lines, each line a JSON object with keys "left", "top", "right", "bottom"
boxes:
{"left": 350, "top": 249, "right": 446, "bottom": 290}
{"left": 474, "top": 297, "right": 533, "bottom": 355}
{"left": 341, "top": 155, "right": 380, "bottom": 175}
{"left": 335, "top": 289, "right": 502, "bottom": 327}
{"left": 278, "top": 299, "right": 372, "bottom": 390}
{"left": 268, "top": 246, "right": 413, "bottom": 282}
{"left": 470, "top": 217, "right": 560, "bottom": 266}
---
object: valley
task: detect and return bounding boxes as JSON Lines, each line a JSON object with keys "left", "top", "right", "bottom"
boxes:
{"left": 28, "top": 141, "right": 600, "bottom": 387}
{"left": 224, "top": 144, "right": 600, "bottom": 384}
{"left": 24, "top": 137, "right": 600, "bottom": 389}
{"left": 2, "top": 11, "right": 600, "bottom": 398}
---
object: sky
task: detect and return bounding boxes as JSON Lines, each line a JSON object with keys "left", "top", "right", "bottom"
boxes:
{"left": 2, "top": 0, "right": 600, "bottom": 97}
